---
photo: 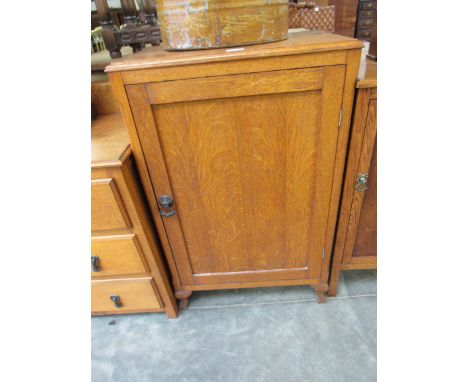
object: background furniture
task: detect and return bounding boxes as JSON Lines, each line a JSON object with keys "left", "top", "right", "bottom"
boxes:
{"left": 329, "top": 51, "right": 377, "bottom": 296}
{"left": 94, "top": 0, "right": 161, "bottom": 58}
{"left": 354, "top": 0, "right": 376, "bottom": 42}
{"left": 91, "top": 84, "right": 178, "bottom": 318}
{"left": 288, "top": 2, "right": 336, "bottom": 32}
{"left": 329, "top": 0, "right": 358, "bottom": 37}
{"left": 107, "top": 31, "right": 363, "bottom": 307}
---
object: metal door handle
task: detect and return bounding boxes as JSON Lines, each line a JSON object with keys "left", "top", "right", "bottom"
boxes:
{"left": 159, "top": 195, "right": 176, "bottom": 217}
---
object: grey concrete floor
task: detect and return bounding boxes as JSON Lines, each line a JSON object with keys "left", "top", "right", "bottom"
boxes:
{"left": 92, "top": 270, "right": 376, "bottom": 382}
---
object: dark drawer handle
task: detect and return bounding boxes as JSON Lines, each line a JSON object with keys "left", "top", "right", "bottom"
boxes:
{"left": 159, "top": 195, "right": 176, "bottom": 218}
{"left": 110, "top": 295, "right": 122, "bottom": 308}
{"left": 91, "top": 256, "right": 101, "bottom": 272}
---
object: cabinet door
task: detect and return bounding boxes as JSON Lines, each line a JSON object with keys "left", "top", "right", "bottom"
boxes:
{"left": 342, "top": 98, "right": 377, "bottom": 267}
{"left": 127, "top": 66, "right": 345, "bottom": 286}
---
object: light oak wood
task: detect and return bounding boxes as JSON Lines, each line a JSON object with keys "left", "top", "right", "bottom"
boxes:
{"left": 91, "top": 118, "right": 179, "bottom": 318}
{"left": 145, "top": 67, "right": 324, "bottom": 104}
{"left": 91, "top": 234, "right": 148, "bottom": 277}
{"left": 105, "top": 31, "right": 362, "bottom": 73}
{"left": 109, "top": 31, "right": 363, "bottom": 304}
{"left": 91, "top": 278, "right": 162, "bottom": 314}
{"left": 91, "top": 113, "right": 131, "bottom": 168}
{"left": 91, "top": 178, "right": 131, "bottom": 231}
{"left": 156, "top": 0, "right": 289, "bottom": 50}
{"left": 328, "top": 56, "right": 377, "bottom": 296}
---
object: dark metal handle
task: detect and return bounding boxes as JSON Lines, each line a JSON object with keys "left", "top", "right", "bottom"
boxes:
{"left": 159, "top": 195, "right": 176, "bottom": 217}
{"left": 91, "top": 256, "right": 101, "bottom": 272}
{"left": 110, "top": 295, "right": 122, "bottom": 308}
{"left": 159, "top": 195, "right": 174, "bottom": 208}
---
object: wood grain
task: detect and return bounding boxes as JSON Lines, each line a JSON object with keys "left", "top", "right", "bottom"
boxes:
{"left": 156, "top": 0, "right": 289, "bottom": 50}
{"left": 328, "top": 59, "right": 377, "bottom": 296}
{"left": 114, "top": 31, "right": 362, "bottom": 303}
{"left": 91, "top": 234, "right": 148, "bottom": 277}
{"left": 91, "top": 178, "right": 131, "bottom": 231}
{"left": 105, "top": 31, "right": 363, "bottom": 73}
{"left": 91, "top": 278, "right": 162, "bottom": 314}
{"left": 145, "top": 67, "right": 323, "bottom": 105}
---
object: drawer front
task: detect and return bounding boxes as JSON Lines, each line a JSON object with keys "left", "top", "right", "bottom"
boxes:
{"left": 91, "top": 235, "right": 147, "bottom": 277}
{"left": 357, "top": 17, "right": 374, "bottom": 29}
{"left": 92, "top": 278, "right": 161, "bottom": 314}
{"left": 358, "top": 8, "right": 376, "bottom": 19}
{"left": 91, "top": 178, "right": 131, "bottom": 232}
{"left": 356, "top": 28, "right": 373, "bottom": 41}
{"left": 359, "top": 1, "right": 376, "bottom": 10}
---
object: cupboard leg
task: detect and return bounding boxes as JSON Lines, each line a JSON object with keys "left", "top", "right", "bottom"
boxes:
{"left": 175, "top": 290, "right": 192, "bottom": 310}
{"left": 313, "top": 284, "right": 329, "bottom": 304}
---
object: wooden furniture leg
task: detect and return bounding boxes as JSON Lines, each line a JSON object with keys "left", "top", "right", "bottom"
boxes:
{"left": 313, "top": 284, "right": 329, "bottom": 304}
{"left": 175, "top": 290, "right": 192, "bottom": 310}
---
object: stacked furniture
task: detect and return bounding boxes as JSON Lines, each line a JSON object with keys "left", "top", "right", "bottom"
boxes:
{"left": 329, "top": 53, "right": 377, "bottom": 295}
{"left": 106, "top": 31, "right": 363, "bottom": 306}
{"left": 91, "top": 84, "right": 178, "bottom": 318}
{"left": 355, "top": 0, "right": 377, "bottom": 42}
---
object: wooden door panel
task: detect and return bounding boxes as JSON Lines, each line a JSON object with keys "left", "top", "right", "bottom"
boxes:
{"left": 342, "top": 99, "right": 377, "bottom": 264}
{"left": 128, "top": 66, "right": 345, "bottom": 285}
{"left": 352, "top": 138, "right": 377, "bottom": 258}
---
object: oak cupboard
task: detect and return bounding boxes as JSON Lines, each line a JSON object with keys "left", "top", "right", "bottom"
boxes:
{"left": 329, "top": 56, "right": 377, "bottom": 296}
{"left": 107, "top": 31, "right": 363, "bottom": 306}
{"left": 91, "top": 113, "right": 178, "bottom": 318}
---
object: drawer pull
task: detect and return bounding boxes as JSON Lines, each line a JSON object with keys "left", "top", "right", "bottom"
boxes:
{"left": 159, "top": 195, "right": 176, "bottom": 217}
{"left": 110, "top": 295, "right": 122, "bottom": 308}
{"left": 91, "top": 256, "right": 101, "bottom": 272}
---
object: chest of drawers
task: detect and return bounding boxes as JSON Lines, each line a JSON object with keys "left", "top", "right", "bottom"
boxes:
{"left": 107, "top": 31, "right": 363, "bottom": 306}
{"left": 91, "top": 113, "right": 178, "bottom": 318}
{"left": 355, "top": 0, "right": 377, "bottom": 42}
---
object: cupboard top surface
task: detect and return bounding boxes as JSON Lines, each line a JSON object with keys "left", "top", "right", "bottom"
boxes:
{"left": 91, "top": 113, "right": 131, "bottom": 168}
{"left": 357, "top": 57, "right": 377, "bottom": 89}
{"left": 105, "top": 31, "right": 363, "bottom": 73}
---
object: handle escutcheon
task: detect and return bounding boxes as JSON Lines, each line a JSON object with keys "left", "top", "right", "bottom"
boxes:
{"left": 110, "top": 295, "right": 122, "bottom": 308}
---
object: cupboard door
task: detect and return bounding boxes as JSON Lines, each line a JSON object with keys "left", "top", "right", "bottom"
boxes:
{"left": 342, "top": 98, "right": 377, "bottom": 267}
{"left": 127, "top": 66, "right": 345, "bottom": 286}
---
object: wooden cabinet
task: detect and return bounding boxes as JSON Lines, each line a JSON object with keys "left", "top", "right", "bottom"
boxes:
{"left": 329, "top": 56, "right": 377, "bottom": 296}
{"left": 107, "top": 32, "right": 363, "bottom": 305}
{"left": 91, "top": 113, "right": 178, "bottom": 318}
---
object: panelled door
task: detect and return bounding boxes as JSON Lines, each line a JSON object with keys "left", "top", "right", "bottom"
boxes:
{"left": 127, "top": 65, "right": 346, "bottom": 286}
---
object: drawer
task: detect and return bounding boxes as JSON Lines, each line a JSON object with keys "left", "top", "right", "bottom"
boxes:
{"left": 359, "top": 1, "right": 376, "bottom": 10}
{"left": 358, "top": 8, "right": 376, "bottom": 19}
{"left": 91, "top": 178, "right": 131, "bottom": 231}
{"left": 357, "top": 17, "right": 375, "bottom": 29}
{"left": 356, "top": 28, "right": 373, "bottom": 41}
{"left": 91, "top": 235, "right": 148, "bottom": 277}
{"left": 92, "top": 278, "right": 162, "bottom": 314}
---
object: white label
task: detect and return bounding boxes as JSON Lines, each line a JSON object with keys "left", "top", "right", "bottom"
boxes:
{"left": 225, "top": 47, "right": 245, "bottom": 53}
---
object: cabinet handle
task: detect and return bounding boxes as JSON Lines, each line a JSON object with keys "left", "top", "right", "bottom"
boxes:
{"left": 158, "top": 195, "right": 176, "bottom": 217}
{"left": 110, "top": 295, "right": 122, "bottom": 308}
{"left": 91, "top": 256, "right": 101, "bottom": 272}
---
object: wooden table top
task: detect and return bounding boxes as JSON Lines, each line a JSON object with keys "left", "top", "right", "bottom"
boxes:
{"left": 91, "top": 114, "right": 130, "bottom": 168}
{"left": 105, "top": 31, "right": 363, "bottom": 73}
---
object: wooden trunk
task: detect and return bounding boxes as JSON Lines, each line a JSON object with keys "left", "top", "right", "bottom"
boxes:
{"left": 329, "top": 56, "right": 377, "bottom": 296}
{"left": 156, "top": 0, "right": 289, "bottom": 50}
{"left": 107, "top": 32, "right": 363, "bottom": 305}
